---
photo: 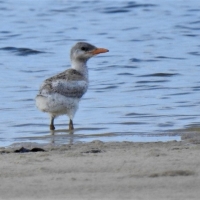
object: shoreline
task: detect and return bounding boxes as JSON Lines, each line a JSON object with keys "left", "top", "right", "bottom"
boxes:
{"left": 0, "top": 139, "right": 200, "bottom": 200}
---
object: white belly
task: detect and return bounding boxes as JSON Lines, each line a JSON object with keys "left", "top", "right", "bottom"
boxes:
{"left": 35, "top": 93, "right": 80, "bottom": 119}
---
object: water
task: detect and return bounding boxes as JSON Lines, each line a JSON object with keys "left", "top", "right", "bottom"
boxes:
{"left": 1, "top": 0, "right": 200, "bottom": 146}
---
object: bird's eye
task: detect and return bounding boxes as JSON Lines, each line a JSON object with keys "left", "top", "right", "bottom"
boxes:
{"left": 81, "top": 47, "right": 87, "bottom": 51}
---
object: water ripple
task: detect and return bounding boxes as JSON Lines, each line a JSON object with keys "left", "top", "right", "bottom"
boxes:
{"left": 101, "top": 2, "right": 157, "bottom": 14}
{"left": 0, "top": 47, "right": 45, "bottom": 56}
{"left": 138, "top": 73, "right": 179, "bottom": 77}
{"left": 155, "top": 56, "right": 186, "bottom": 60}
{"left": 188, "top": 52, "right": 200, "bottom": 56}
{"left": 130, "top": 58, "right": 159, "bottom": 62}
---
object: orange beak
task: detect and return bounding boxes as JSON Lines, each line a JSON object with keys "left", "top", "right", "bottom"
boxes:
{"left": 90, "top": 48, "right": 109, "bottom": 55}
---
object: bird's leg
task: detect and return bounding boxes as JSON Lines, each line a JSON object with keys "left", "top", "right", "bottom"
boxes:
{"left": 50, "top": 116, "right": 55, "bottom": 130}
{"left": 69, "top": 119, "right": 74, "bottom": 131}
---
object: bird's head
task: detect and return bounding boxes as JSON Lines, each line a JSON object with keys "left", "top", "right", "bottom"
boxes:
{"left": 70, "top": 42, "right": 109, "bottom": 62}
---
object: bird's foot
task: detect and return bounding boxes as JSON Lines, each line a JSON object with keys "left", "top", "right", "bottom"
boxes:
{"left": 69, "top": 124, "right": 74, "bottom": 131}
{"left": 50, "top": 124, "right": 55, "bottom": 130}
{"left": 69, "top": 119, "right": 74, "bottom": 131}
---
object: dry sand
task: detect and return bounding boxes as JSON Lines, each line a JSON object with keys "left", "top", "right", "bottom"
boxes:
{"left": 0, "top": 138, "right": 200, "bottom": 200}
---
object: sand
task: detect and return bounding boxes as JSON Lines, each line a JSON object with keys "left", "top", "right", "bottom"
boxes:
{"left": 0, "top": 138, "right": 200, "bottom": 200}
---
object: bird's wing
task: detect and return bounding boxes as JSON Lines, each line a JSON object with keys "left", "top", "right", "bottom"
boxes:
{"left": 39, "top": 69, "right": 88, "bottom": 98}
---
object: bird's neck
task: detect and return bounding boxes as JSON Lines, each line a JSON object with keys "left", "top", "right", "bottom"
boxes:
{"left": 71, "top": 60, "right": 88, "bottom": 78}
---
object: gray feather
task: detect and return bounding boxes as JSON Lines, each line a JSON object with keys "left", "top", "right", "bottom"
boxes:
{"left": 39, "top": 69, "right": 88, "bottom": 98}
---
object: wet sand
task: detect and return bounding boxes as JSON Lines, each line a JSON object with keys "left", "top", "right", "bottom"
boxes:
{"left": 0, "top": 138, "right": 200, "bottom": 200}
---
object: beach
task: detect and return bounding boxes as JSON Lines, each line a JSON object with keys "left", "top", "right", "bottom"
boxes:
{"left": 0, "top": 137, "right": 200, "bottom": 200}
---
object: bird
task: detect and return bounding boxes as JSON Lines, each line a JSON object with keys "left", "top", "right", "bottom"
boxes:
{"left": 35, "top": 42, "right": 109, "bottom": 131}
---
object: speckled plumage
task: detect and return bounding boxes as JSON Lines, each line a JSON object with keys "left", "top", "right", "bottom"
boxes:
{"left": 39, "top": 69, "right": 88, "bottom": 98}
{"left": 35, "top": 42, "right": 108, "bottom": 131}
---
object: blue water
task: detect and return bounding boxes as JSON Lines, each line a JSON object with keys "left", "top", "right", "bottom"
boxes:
{"left": 1, "top": 0, "right": 200, "bottom": 146}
